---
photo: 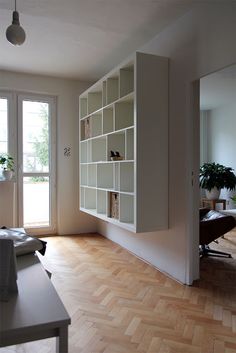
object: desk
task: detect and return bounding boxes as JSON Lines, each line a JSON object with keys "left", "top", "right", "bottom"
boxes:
{"left": 201, "top": 198, "right": 226, "bottom": 211}
{"left": 0, "top": 254, "right": 70, "bottom": 352}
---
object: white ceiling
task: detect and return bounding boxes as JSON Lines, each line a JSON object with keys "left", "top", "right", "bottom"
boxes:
{"left": 200, "top": 64, "right": 236, "bottom": 110}
{"left": 0, "top": 0, "right": 201, "bottom": 80}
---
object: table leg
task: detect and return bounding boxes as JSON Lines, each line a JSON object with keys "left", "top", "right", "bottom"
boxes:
{"left": 56, "top": 326, "right": 68, "bottom": 353}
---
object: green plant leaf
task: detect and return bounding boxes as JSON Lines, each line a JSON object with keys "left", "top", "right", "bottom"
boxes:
{"left": 199, "top": 162, "right": 236, "bottom": 191}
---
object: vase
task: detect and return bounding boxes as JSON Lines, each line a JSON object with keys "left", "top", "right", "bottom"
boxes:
{"left": 2, "top": 170, "right": 13, "bottom": 181}
{"left": 205, "top": 187, "right": 221, "bottom": 200}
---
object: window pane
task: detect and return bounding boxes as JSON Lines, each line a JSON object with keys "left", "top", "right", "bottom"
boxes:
{"left": 23, "top": 177, "right": 50, "bottom": 227}
{"left": 0, "top": 98, "right": 8, "bottom": 154}
{"left": 23, "top": 101, "right": 49, "bottom": 173}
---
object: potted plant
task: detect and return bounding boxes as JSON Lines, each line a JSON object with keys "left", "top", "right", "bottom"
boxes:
{"left": 231, "top": 195, "right": 236, "bottom": 205}
{"left": 199, "top": 162, "right": 236, "bottom": 200}
{"left": 0, "top": 153, "right": 14, "bottom": 180}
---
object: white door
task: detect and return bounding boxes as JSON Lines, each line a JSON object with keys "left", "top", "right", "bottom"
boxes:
{"left": 18, "top": 95, "right": 56, "bottom": 234}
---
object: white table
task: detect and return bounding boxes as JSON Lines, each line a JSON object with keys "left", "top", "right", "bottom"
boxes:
{"left": 0, "top": 253, "right": 71, "bottom": 352}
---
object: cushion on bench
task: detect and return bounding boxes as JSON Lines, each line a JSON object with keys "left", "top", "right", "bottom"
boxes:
{"left": 0, "top": 227, "right": 46, "bottom": 256}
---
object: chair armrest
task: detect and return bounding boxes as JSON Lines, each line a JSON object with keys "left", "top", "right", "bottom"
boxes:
{"left": 199, "top": 208, "right": 210, "bottom": 219}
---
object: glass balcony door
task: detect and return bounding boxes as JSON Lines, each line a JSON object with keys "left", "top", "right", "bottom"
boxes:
{"left": 18, "top": 95, "right": 56, "bottom": 234}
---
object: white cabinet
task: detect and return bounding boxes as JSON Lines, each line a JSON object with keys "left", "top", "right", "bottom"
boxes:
{"left": 79, "top": 52, "right": 168, "bottom": 232}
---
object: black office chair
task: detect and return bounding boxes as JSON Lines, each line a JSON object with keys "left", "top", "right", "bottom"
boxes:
{"left": 199, "top": 208, "right": 236, "bottom": 257}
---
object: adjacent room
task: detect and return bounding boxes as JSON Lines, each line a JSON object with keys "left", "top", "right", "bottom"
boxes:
{"left": 199, "top": 64, "right": 236, "bottom": 258}
{"left": 0, "top": 1, "right": 236, "bottom": 352}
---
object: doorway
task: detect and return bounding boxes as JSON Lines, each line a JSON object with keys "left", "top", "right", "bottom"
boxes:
{"left": 197, "top": 64, "right": 236, "bottom": 271}
{"left": 0, "top": 91, "right": 56, "bottom": 234}
{"left": 189, "top": 64, "right": 236, "bottom": 283}
{"left": 17, "top": 94, "right": 56, "bottom": 234}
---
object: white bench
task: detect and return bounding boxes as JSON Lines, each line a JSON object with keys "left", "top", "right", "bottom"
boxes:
{"left": 0, "top": 253, "right": 70, "bottom": 352}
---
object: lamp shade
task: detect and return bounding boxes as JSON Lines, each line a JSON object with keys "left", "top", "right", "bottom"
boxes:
{"left": 6, "top": 11, "right": 26, "bottom": 46}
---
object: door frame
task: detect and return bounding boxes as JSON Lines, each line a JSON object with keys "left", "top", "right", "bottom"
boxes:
{"left": 17, "top": 93, "right": 57, "bottom": 235}
{"left": 0, "top": 91, "right": 17, "bottom": 161}
{"left": 186, "top": 80, "right": 200, "bottom": 284}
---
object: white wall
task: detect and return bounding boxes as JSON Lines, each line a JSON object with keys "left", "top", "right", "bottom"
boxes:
{"left": 0, "top": 70, "right": 97, "bottom": 235}
{"left": 98, "top": 3, "right": 236, "bottom": 284}
{"left": 200, "top": 110, "right": 209, "bottom": 166}
{"left": 207, "top": 103, "right": 236, "bottom": 207}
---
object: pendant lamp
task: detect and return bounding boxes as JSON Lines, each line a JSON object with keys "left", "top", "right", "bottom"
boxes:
{"left": 6, "top": 0, "right": 26, "bottom": 46}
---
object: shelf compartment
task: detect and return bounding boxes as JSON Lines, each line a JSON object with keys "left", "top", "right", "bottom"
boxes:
{"left": 80, "top": 141, "right": 88, "bottom": 163}
{"left": 97, "top": 163, "right": 113, "bottom": 189}
{"left": 97, "top": 189, "right": 107, "bottom": 215}
{"left": 91, "top": 137, "right": 107, "bottom": 162}
{"left": 87, "top": 140, "right": 92, "bottom": 163}
{"left": 84, "top": 188, "right": 96, "bottom": 210}
{"left": 126, "top": 128, "right": 134, "bottom": 160}
{"left": 88, "top": 91, "right": 102, "bottom": 114}
{"left": 115, "top": 101, "right": 134, "bottom": 131}
{"left": 88, "top": 164, "right": 97, "bottom": 187}
{"left": 119, "top": 194, "right": 134, "bottom": 224}
{"left": 106, "top": 77, "right": 119, "bottom": 105}
{"left": 80, "top": 120, "right": 85, "bottom": 141}
{"left": 107, "top": 131, "right": 125, "bottom": 161}
{"left": 120, "top": 162, "right": 134, "bottom": 192}
{"left": 80, "top": 164, "right": 88, "bottom": 186}
{"left": 80, "top": 187, "right": 85, "bottom": 208}
{"left": 80, "top": 117, "right": 91, "bottom": 140}
{"left": 80, "top": 97, "right": 88, "bottom": 119}
{"left": 114, "top": 163, "right": 120, "bottom": 191}
{"left": 103, "top": 107, "right": 114, "bottom": 134}
{"left": 91, "top": 113, "right": 102, "bottom": 137}
{"left": 119, "top": 67, "right": 134, "bottom": 98}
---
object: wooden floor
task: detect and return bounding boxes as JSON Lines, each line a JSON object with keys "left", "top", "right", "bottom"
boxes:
{"left": 2, "top": 232, "right": 236, "bottom": 353}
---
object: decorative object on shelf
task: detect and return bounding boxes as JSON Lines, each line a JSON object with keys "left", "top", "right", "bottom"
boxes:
{"left": 0, "top": 154, "right": 14, "bottom": 181}
{"left": 110, "top": 192, "right": 119, "bottom": 219}
{"left": 6, "top": 0, "right": 26, "bottom": 46}
{"left": 85, "top": 118, "right": 91, "bottom": 139}
{"left": 110, "top": 150, "right": 123, "bottom": 161}
{"left": 199, "top": 162, "right": 236, "bottom": 200}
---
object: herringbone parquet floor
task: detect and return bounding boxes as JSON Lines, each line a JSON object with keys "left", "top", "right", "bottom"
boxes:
{"left": 2, "top": 232, "right": 236, "bottom": 353}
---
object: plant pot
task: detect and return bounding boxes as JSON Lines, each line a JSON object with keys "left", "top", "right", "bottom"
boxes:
{"left": 2, "top": 170, "right": 13, "bottom": 181}
{"left": 205, "top": 187, "right": 221, "bottom": 200}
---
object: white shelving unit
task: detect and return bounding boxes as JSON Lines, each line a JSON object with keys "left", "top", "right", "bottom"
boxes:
{"left": 79, "top": 52, "right": 168, "bottom": 232}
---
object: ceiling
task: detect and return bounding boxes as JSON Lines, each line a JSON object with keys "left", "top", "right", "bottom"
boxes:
{"left": 200, "top": 63, "right": 236, "bottom": 110}
{"left": 0, "top": 0, "right": 201, "bottom": 81}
